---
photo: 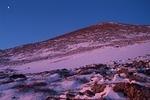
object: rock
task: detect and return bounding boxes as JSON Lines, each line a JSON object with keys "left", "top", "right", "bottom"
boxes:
{"left": 0, "top": 72, "right": 8, "bottom": 79}
{"left": 91, "top": 83, "right": 106, "bottom": 93}
{"left": 75, "top": 77, "right": 89, "bottom": 84}
{"left": 148, "top": 62, "right": 150, "bottom": 67}
{"left": 78, "top": 92, "right": 84, "bottom": 96}
{"left": 57, "top": 69, "right": 72, "bottom": 78}
{"left": 124, "top": 63, "right": 133, "bottom": 67}
{"left": 0, "top": 49, "right": 5, "bottom": 54}
{"left": 9, "top": 74, "right": 27, "bottom": 80}
{"left": 132, "top": 60, "right": 148, "bottom": 68}
{"left": 113, "top": 82, "right": 150, "bottom": 99}
{"left": 127, "top": 72, "right": 148, "bottom": 82}
{"left": 46, "top": 96, "right": 61, "bottom": 100}
{"left": 32, "top": 82, "right": 47, "bottom": 87}
{"left": 137, "top": 68, "right": 150, "bottom": 76}
{"left": 117, "top": 68, "right": 128, "bottom": 75}
{"left": 83, "top": 90, "right": 95, "bottom": 97}
{"left": 66, "top": 92, "right": 76, "bottom": 99}
{"left": 76, "top": 69, "right": 94, "bottom": 75}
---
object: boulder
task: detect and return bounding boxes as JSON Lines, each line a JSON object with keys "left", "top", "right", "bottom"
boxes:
{"left": 91, "top": 83, "right": 106, "bottom": 93}
{"left": 9, "top": 74, "right": 27, "bottom": 80}
{"left": 113, "top": 82, "right": 150, "bottom": 99}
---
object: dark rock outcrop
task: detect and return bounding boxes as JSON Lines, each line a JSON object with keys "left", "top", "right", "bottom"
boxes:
{"left": 91, "top": 83, "right": 106, "bottom": 93}
{"left": 113, "top": 82, "right": 150, "bottom": 99}
{"left": 9, "top": 74, "right": 27, "bottom": 80}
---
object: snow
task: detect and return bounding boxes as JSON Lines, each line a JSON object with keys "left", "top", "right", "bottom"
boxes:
{"left": 122, "top": 32, "right": 150, "bottom": 38}
{"left": 60, "top": 80, "right": 81, "bottom": 90}
{"left": 67, "top": 41, "right": 110, "bottom": 50}
{"left": 112, "top": 74, "right": 130, "bottom": 83}
{"left": 76, "top": 85, "right": 128, "bottom": 99}
{"left": 46, "top": 73, "right": 60, "bottom": 82}
{"left": 47, "top": 74, "right": 92, "bottom": 92}
{"left": 90, "top": 74, "right": 103, "bottom": 83}
{"left": 75, "top": 94, "right": 90, "bottom": 99}
{"left": 56, "top": 74, "right": 91, "bottom": 91}
{"left": 10, "top": 48, "right": 63, "bottom": 61}
{"left": 102, "top": 85, "right": 127, "bottom": 100}
{"left": 3, "top": 41, "right": 150, "bottom": 73}
{"left": 79, "top": 86, "right": 91, "bottom": 93}
{"left": 0, "top": 90, "right": 14, "bottom": 100}
{"left": 16, "top": 93, "right": 36, "bottom": 100}
{"left": 112, "top": 74, "right": 124, "bottom": 82}
{"left": 59, "top": 94, "right": 66, "bottom": 99}
{"left": 68, "top": 42, "right": 90, "bottom": 50}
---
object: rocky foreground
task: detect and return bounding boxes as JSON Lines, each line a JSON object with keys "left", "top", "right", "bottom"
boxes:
{"left": 0, "top": 56, "right": 149, "bottom": 100}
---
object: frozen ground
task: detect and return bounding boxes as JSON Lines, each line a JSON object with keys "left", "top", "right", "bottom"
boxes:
{"left": 0, "top": 58, "right": 149, "bottom": 100}
{"left": 1, "top": 41, "right": 149, "bottom": 74}
{"left": 0, "top": 22, "right": 150, "bottom": 99}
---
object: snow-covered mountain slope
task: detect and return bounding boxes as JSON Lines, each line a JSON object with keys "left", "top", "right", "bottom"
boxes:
{"left": 0, "top": 22, "right": 150, "bottom": 73}
{"left": 0, "top": 58, "right": 149, "bottom": 99}
{"left": 0, "top": 22, "right": 150, "bottom": 100}
{"left": 2, "top": 41, "right": 149, "bottom": 73}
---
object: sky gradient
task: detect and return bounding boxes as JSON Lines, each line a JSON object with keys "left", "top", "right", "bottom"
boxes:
{"left": 0, "top": 0, "right": 150, "bottom": 49}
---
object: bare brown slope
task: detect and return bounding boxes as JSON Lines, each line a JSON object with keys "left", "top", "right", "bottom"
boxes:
{"left": 3, "top": 22, "right": 150, "bottom": 54}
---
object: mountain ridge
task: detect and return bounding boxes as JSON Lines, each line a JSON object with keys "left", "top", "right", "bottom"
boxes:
{"left": 0, "top": 22, "right": 150, "bottom": 67}
{"left": 3, "top": 22, "right": 150, "bottom": 51}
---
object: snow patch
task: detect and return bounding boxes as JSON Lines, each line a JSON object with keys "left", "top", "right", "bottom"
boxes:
{"left": 5, "top": 42, "right": 150, "bottom": 73}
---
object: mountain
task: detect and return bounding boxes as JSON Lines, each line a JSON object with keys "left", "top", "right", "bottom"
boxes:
{"left": 0, "top": 22, "right": 150, "bottom": 100}
{"left": 0, "top": 22, "right": 150, "bottom": 72}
